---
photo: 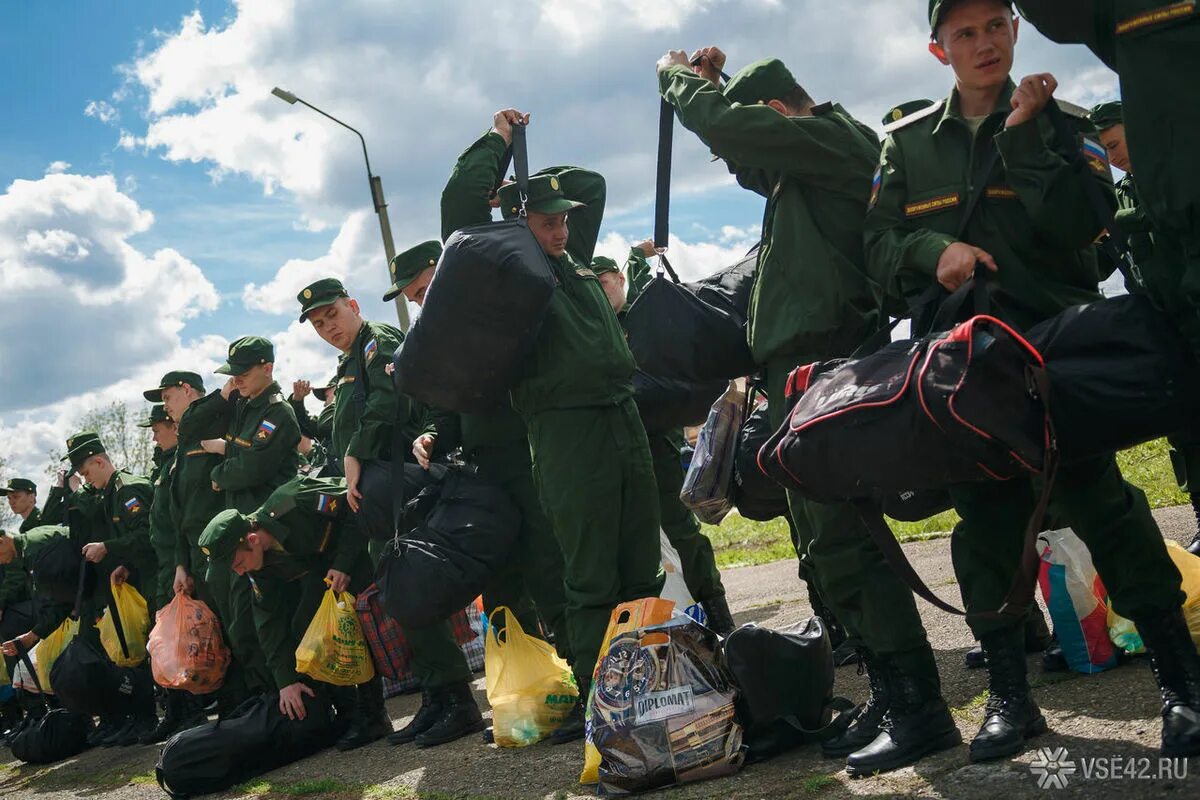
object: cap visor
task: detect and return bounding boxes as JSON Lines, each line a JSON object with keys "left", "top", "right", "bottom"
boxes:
{"left": 381, "top": 283, "right": 404, "bottom": 302}
{"left": 526, "top": 198, "right": 585, "bottom": 215}
{"left": 298, "top": 296, "right": 339, "bottom": 322}
{"left": 0, "top": 489, "right": 10, "bottom": 496}
{"left": 214, "top": 362, "right": 249, "bottom": 376}
{"left": 143, "top": 388, "right": 164, "bottom": 402}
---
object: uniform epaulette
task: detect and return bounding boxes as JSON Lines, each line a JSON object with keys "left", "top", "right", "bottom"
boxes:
{"left": 882, "top": 99, "right": 945, "bottom": 134}
{"left": 269, "top": 392, "right": 285, "bottom": 405}
{"left": 1056, "top": 99, "right": 1091, "bottom": 120}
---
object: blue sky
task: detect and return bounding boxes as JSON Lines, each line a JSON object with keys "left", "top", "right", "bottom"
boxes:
{"left": 0, "top": 0, "right": 1115, "bottom": 485}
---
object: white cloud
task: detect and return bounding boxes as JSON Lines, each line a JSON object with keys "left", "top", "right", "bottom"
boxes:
{"left": 46, "top": 161, "right": 71, "bottom": 174}
{"left": 84, "top": 100, "right": 119, "bottom": 125}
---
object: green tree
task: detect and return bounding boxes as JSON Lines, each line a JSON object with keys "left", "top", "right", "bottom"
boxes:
{"left": 45, "top": 401, "right": 157, "bottom": 480}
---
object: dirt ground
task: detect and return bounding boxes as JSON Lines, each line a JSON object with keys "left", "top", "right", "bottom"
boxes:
{"left": 3, "top": 507, "right": 1199, "bottom": 800}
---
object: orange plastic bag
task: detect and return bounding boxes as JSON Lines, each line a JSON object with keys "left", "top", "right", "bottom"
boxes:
{"left": 148, "top": 593, "right": 231, "bottom": 694}
{"left": 580, "top": 598, "right": 675, "bottom": 785}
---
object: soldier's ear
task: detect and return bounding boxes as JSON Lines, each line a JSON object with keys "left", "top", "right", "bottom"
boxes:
{"left": 929, "top": 40, "right": 950, "bottom": 65}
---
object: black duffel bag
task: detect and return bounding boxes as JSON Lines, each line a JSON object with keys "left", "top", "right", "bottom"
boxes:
{"left": 394, "top": 124, "right": 556, "bottom": 413}
{"left": 50, "top": 636, "right": 125, "bottom": 716}
{"left": 156, "top": 692, "right": 339, "bottom": 799}
{"left": 9, "top": 649, "right": 92, "bottom": 765}
{"left": 721, "top": 618, "right": 854, "bottom": 762}
{"left": 377, "top": 467, "right": 520, "bottom": 628}
{"left": 624, "top": 247, "right": 758, "bottom": 383}
{"left": 732, "top": 397, "right": 789, "bottom": 522}
{"left": 31, "top": 536, "right": 96, "bottom": 604}
{"left": 758, "top": 314, "right": 1050, "bottom": 505}
{"left": 1026, "top": 292, "right": 1200, "bottom": 461}
{"left": 633, "top": 370, "right": 726, "bottom": 434}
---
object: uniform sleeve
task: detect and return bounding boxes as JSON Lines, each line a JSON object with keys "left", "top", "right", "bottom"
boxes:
{"left": 0, "top": 562, "right": 27, "bottom": 610}
{"left": 440, "top": 130, "right": 508, "bottom": 240}
{"left": 863, "top": 134, "right": 957, "bottom": 309}
{"left": 290, "top": 397, "right": 324, "bottom": 440}
{"left": 536, "top": 166, "right": 607, "bottom": 266}
{"left": 250, "top": 575, "right": 304, "bottom": 690}
{"left": 103, "top": 484, "right": 155, "bottom": 565}
{"left": 993, "top": 115, "right": 1114, "bottom": 251}
{"left": 31, "top": 599, "right": 73, "bottom": 640}
{"left": 658, "top": 65, "right": 871, "bottom": 193}
{"left": 345, "top": 327, "right": 406, "bottom": 462}
{"left": 315, "top": 404, "right": 335, "bottom": 441}
{"left": 178, "top": 390, "right": 235, "bottom": 441}
{"left": 39, "top": 486, "right": 68, "bottom": 525}
{"left": 211, "top": 405, "right": 302, "bottom": 492}
{"left": 330, "top": 517, "right": 367, "bottom": 576}
{"left": 624, "top": 248, "right": 652, "bottom": 307}
{"left": 421, "top": 406, "right": 463, "bottom": 459}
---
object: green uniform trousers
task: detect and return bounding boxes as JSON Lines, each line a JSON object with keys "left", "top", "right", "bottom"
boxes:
{"left": 471, "top": 444, "right": 571, "bottom": 664}
{"left": 528, "top": 398, "right": 664, "bottom": 681}
{"left": 647, "top": 431, "right": 725, "bottom": 602}
{"left": 951, "top": 452, "right": 1184, "bottom": 637}
{"left": 766, "top": 356, "right": 931, "bottom": 655}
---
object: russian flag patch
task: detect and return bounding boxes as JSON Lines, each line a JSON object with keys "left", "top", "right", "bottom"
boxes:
{"left": 124, "top": 496, "right": 143, "bottom": 515}
{"left": 316, "top": 494, "right": 339, "bottom": 515}
{"left": 869, "top": 165, "right": 882, "bottom": 208}
{"left": 364, "top": 338, "right": 378, "bottom": 363}
{"left": 1082, "top": 138, "right": 1110, "bottom": 175}
{"left": 256, "top": 418, "right": 277, "bottom": 441}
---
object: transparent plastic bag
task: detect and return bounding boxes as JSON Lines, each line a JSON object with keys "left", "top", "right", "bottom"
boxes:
{"left": 680, "top": 380, "right": 746, "bottom": 525}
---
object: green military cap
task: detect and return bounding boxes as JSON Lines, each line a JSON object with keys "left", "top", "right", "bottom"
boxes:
{"left": 930, "top": 0, "right": 1012, "bottom": 35}
{"left": 143, "top": 370, "right": 205, "bottom": 402}
{"left": 498, "top": 173, "right": 586, "bottom": 220}
{"left": 722, "top": 58, "right": 799, "bottom": 107}
{"left": 215, "top": 336, "right": 274, "bottom": 376}
{"left": 383, "top": 240, "right": 442, "bottom": 302}
{"left": 297, "top": 277, "right": 349, "bottom": 322}
{"left": 312, "top": 376, "right": 338, "bottom": 403}
{"left": 1088, "top": 101, "right": 1124, "bottom": 132}
{"left": 63, "top": 432, "right": 106, "bottom": 471}
{"left": 0, "top": 478, "right": 37, "bottom": 496}
{"left": 198, "top": 508, "right": 253, "bottom": 563}
{"left": 137, "top": 404, "right": 171, "bottom": 428}
{"left": 590, "top": 256, "right": 620, "bottom": 276}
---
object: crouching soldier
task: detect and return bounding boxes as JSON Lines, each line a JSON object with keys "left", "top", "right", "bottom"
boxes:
{"left": 197, "top": 476, "right": 393, "bottom": 744}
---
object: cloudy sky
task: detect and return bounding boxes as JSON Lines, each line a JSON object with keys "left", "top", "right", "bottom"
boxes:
{"left": 0, "top": 0, "right": 1118, "bottom": 483}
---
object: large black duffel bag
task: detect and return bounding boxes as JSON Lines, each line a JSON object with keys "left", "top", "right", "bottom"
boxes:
{"left": 624, "top": 247, "right": 758, "bottom": 383}
{"left": 633, "top": 370, "right": 726, "bottom": 434}
{"left": 156, "top": 693, "right": 339, "bottom": 799}
{"left": 50, "top": 636, "right": 125, "bottom": 716}
{"left": 31, "top": 537, "right": 96, "bottom": 604}
{"left": 394, "top": 125, "right": 556, "bottom": 413}
{"left": 9, "top": 650, "right": 92, "bottom": 765}
{"left": 732, "top": 399, "right": 789, "bottom": 522}
{"left": 377, "top": 467, "right": 520, "bottom": 628}
{"left": 1026, "top": 292, "right": 1200, "bottom": 461}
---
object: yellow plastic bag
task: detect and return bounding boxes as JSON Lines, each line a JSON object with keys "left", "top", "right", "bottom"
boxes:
{"left": 485, "top": 606, "right": 577, "bottom": 747}
{"left": 580, "top": 597, "right": 675, "bottom": 785}
{"left": 1108, "top": 541, "right": 1200, "bottom": 649}
{"left": 99, "top": 581, "right": 151, "bottom": 667}
{"left": 34, "top": 617, "right": 79, "bottom": 693}
{"left": 295, "top": 586, "right": 374, "bottom": 686}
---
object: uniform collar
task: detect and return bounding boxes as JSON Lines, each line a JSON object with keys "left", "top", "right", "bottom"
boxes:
{"left": 246, "top": 382, "right": 281, "bottom": 409}
{"left": 933, "top": 78, "right": 1016, "bottom": 136}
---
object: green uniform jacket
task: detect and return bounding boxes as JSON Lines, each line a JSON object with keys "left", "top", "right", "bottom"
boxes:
{"left": 148, "top": 447, "right": 178, "bottom": 599}
{"left": 291, "top": 396, "right": 334, "bottom": 443}
{"left": 11, "top": 526, "right": 76, "bottom": 639}
{"left": 864, "top": 81, "right": 1114, "bottom": 328}
{"left": 441, "top": 131, "right": 634, "bottom": 414}
{"left": 100, "top": 469, "right": 156, "bottom": 576}
{"left": 332, "top": 320, "right": 409, "bottom": 463}
{"left": 170, "top": 418, "right": 226, "bottom": 574}
{"left": 184, "top": 384, "right": 301, "bottom": 514}
{"left": 18, "top": 508, "right": 43, "bottom": 534}
{"left": 1, "top": 509, "right": 45, "bottom": 611}
{"left": 659, "top": 64, "right": 882, "bottom": 362}
{"left": 248, "top": 476, "right": 369, "bottom": 689}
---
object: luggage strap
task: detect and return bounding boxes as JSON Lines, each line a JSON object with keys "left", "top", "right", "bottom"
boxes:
{"left": 854, "top": 367, "right": 1059, "bottom": 624}
{"left": 14, "top": 642, "right": 53, "bottom": 711}
{"left": 779, "top": 695, "right": 858, "bottom": 742}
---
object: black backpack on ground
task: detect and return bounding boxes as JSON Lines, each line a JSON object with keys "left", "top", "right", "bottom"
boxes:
{"left": 9, "top": 648, "right": 92, "bottom": 765}
{"left": 721, "top": 618, "right": 855, "bottom": 762}
{"left": 156, "top": 692, "right": 338, "bottom": 799}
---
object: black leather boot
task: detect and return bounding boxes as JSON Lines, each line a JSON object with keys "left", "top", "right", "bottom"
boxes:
{"left": 415, "top": 681, "right": 485, "bottom": 748}
{"left": 386, "top": 688, "right": 443, "bottom": 746}
{"left": 139, "top": 689, "right": 188, "bottom": 745}
{"left": 0, "top": 697, "right": 23, "bottom": 743}
{"left": 701, "top": 594, "right": 736, "bottom": 636}
{"left": 845, "top": 647, "right": 960, "bottom": 777}
{"left": 823, "top": 651, "right": 888, "bottom": 757}
{"left": 548, "top": 676, "right": 589, "bottom": 745}
{"left": 969, "top": 626, "right": 1047, "bottom": 762}
{"left": 1187, "top": 494, "right": 1200, "bottom": 556}
{"left": 1132, "top": 607, "right": 1200, "bottom": 757}
{"left": 337, "top": 676, "right": 393, "bottom": 751}
{"left": 1041, "top": 633, "right": 1067, "bottom": 672}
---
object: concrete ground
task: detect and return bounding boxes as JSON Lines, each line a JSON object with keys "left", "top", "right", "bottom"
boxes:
{"left": 3, "top": 507, "right": 1199, "bottom": 800}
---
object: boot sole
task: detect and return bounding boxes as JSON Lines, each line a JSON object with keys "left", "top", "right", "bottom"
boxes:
{"left": 415, "top": 719, "right": 485, "bottom": 748}
{"left": 846, "top": 727, "right": 962, "bottom": 778}
{"left": 968, "top": 715, "right": 1048, "bottom": 763}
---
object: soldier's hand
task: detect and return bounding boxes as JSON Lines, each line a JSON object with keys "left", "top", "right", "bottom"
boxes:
{"left": 82, "top": 542, "right": 108, "bottom": 563}
{"left": 201, "top": 438, "right": 227, "bottom": 455}
{"left": 111, "top": 565, "right": 130, "bottom": 586}
{"left": 635, "top": 238, "right": 658, "bottom": 258}
{"left": 657, "top": 50, "right": 690, "bottom": 73}
{"left": 936, "top": 242, "right": 998, "bottom": 292}
{"left": 1006, "top": 73, "right": 1058, "bottom": 129}
{"left": 55, "top": 469, "right": 68, "bottom": 489}
{"left": 174, "top": 566, "right": 194, "bottom": 596}
{"left": 292, "top": 380, "right": 312, "bottom": 401}
{"left": 689, "top": 46, "right": 726, "bottom": 84}
{"left": 68, "top": 473, "right": 82, "bottom": 492}
{"left": 279, "top": 682, "right": 315, "bottom": 721}
{"left": 2, "top": 632, "right": 39, "bottom": 657}
{"left": 325, "top": 569, "right": 351, "bottom": 593}
{"left": 413, "top": 434, "right": 436, "bottom": 470}
{"left": 220, "top": 378, "right": 238, "bottom": 400}
{"left": 491, "top": 109, "right": 530, "bottom": 146}
{"left": 343, "top": 455, "right": 364, "bottom": 513}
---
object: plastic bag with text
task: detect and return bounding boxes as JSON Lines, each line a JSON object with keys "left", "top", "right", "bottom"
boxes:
{"left": 295, "top": 587, "right": 375, "bottom": 686}
{"left": 485, "top": 606, "right": 578, "bottom": 747}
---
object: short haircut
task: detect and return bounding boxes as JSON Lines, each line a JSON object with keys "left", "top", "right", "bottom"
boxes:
{"left": 781, "top": 84, "right": 814, "bottom": 114}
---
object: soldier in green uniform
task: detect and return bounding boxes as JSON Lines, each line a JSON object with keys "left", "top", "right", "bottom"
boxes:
{"left": 198, "top": 476, "right": 382, "bottom": 739}
{"left": 1089, "top": 100, "right": 1200, "bottom": 556}
{"left": 591, "top": 245, "right": 734, "bottom": 634}
{"left": 1014, "top": 0, "right": 1200, "bottom": 355}
{"left": 0, "top": 525, "right": 80, "bottom": 658}
{"left": 2, "top": 478, "right": 43, "bottom": 533}
{"left": 181, "top": 339, "right": 300, "bottom": 704}
{"left": 298, "top": 278, "right": 466, "bottom": 749}
{"left": 290, "top": 377, "right": 336, "bottom": 473}
{"left": 441, "top": 110, "right": 664, "bottom": 743}
{"left": 865, "top": 0, "right": 1200, "bottom": 761}
{"left": 657, "top": 48, "right": 952, "bottom": 773}
{"left": 0, "top": 479, "right": 41, "bottom": 737}
{"left": 397, "top": 241, "right": 571, "bottom": 668}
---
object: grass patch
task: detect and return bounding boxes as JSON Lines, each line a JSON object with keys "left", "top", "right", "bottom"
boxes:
{"left": 707, "top": 439, "right": 1185, "bottom": 570}
{"left": 950, "top": 690, "right": 989, "bottom": 722}
{"left": 801, "top": 773, "right": 839, "bottom": 792}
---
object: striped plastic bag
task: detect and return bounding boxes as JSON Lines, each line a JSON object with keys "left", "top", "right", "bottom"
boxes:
{"left": 1037, "top": 529, "right": 1117, "bottom": 674}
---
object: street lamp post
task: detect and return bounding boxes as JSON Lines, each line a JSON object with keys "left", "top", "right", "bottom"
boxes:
{"left": 271, "top": 87, "right": 409, "bottom": 330}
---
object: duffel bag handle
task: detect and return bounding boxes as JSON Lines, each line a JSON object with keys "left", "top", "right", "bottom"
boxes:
{"left": 655, "top": 99, "right": 673, "bottom": 251}
{"left": 511, "top": 122, "right": 531, "bottom": 217}
{"left": 926, "top": 264, "right": 992, "bottom": 334}
{"left": 15, "top": 641, "right": 53, "bottom": 711}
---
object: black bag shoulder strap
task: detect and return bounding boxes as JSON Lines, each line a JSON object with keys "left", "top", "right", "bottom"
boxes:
{"left": 655, "top": 99, "right": 674, "bottom": 251}
{"left": 779, "top": 696, "right": 857, "bottom": 742}
{"left": 510, "top": 122, "right": 531, "bottom": 214}
{"left": 16, "top": 643, "right": 52, "bottom": 710}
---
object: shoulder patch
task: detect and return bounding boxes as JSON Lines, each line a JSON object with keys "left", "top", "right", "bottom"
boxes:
{"left": 883, "top": 99, "right": 945, "bottom": 134}
{"left": 255, "top": 418, "right": 278, "bottom": 442}
{"left": 315, "top": 493, "right": 340, "bottom": 516}
{"left": 1082, "top": 135, "right": 1112, "bottom": 176}
{"left": 364, "top": 337, "right": 378, "bottom": 363}
{"left": 123, "top": 495, "right": 144, "bottom": 515}
{"left": 869, "top": 164, "right": 883, "bottom": 209}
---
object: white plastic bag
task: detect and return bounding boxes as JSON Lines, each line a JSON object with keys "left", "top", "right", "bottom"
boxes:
{"left": 659, "top": 531, "right": 706, "bottom": 625}
{"left": 1037, "top": 528, "right": 1118, "bottom": 674}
